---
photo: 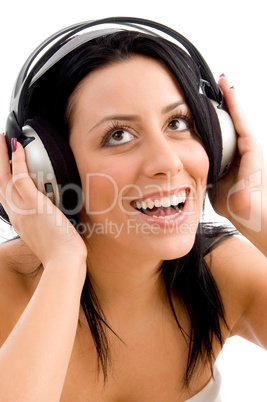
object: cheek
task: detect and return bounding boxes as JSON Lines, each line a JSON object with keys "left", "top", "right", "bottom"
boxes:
{"left": 182, "top": 143, "right": 209, "bottom": 208}
{"left": 185, "top": 142, "right": 209, "bottom": 182}
{"left": 82, "top": 174, "right": 117, "bottom": 214}
{"left": 75, "top": 154, "right": 136, "bottom": 215}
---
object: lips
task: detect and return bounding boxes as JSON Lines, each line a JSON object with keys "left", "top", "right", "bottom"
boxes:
{"left": 131, "top": 188, "right": 189, "bottom": 220}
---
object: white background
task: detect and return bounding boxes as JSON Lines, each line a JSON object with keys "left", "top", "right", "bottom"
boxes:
{"left": 0, "top": 0, "right": 266, "bottom": 400}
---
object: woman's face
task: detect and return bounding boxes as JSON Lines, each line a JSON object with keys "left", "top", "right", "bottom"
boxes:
{"left": 69, "top": 55, "right": 209, "bottom": 262}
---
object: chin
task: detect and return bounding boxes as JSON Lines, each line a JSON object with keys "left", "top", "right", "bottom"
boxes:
{"left": 147, "top": 232, "right": 197, "bottom": 262}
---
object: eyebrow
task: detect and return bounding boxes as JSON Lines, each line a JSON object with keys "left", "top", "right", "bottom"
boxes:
{"left": 89, "top": 100, "right": 187, "bottom": 132}
{"left": 89, "top": 114, "right": 140, "bottom": 133}
{"left": 161, "top": 100, "right": 187, "bottom": 114}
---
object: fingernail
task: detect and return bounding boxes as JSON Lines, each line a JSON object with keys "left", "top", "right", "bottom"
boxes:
{"left": 11, "top": 138, "right": 17, "bottom": 153}
{"left": 219, "top": 73, "right": 226, "bottom": 77}
{"left": 230, "top": 86, "right": 235, "bottom": 90}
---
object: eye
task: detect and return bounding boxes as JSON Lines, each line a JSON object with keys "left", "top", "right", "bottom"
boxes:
{"left": 104, "top": 128, "right": 135, "bottom": 147}
{"left": 167, "top": 118, "right": 189, "bottom": 132}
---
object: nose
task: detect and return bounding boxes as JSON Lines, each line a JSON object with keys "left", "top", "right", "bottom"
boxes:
{"left": 142, "top": 134, "right": 183, "bottom": 179}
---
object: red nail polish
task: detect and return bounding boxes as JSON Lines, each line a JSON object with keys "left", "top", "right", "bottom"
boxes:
{"left": 219, "top": 73, "right": 225, "bottom": 77}
{"left": 230, "top": 86, "right": 235, "bottom": 90}
{"left": 11, "top": 138, "right": 17, "bottom": 153}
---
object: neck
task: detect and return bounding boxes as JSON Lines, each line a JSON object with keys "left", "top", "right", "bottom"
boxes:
{"left": 84, "top": 235, "right": 165, "bottom": 323}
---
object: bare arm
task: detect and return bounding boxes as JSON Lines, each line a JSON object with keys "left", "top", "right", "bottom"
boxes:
{"left": 209, "top": 77, "right": 267, "bottom": 349}
{"left": 0, "top": 258, "right": 85, "bottom": 401}
{"left": 209, "top": 235, "right": 267, "bottom": 350}
{"left": 213, "top": 76, "right": 267, "bottom": 257}
{"left": 0, "top": 135, "right": 87, "bottom": 400}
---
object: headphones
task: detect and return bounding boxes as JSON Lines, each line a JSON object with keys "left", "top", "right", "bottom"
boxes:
{"left": 1, "top": 16, "right": 236, "bottom": 224}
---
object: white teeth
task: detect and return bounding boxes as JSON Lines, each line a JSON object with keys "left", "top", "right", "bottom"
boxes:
{"left": 146, "top": 199, "right": 154, "bottom": 209}
{"left": 171, "top": 194, "right": 178, "bottom": 205}
{"left": 162, "top": 197, "right": 171, "bottom": 207}
{"left": 136, "top": 201, "right": 142, "bottom": 209}
{"left": 141, "top": 201, "right": 147, "bottom": 210}
{"left": 134, "top": 190, "right": 187, "bottom": 210}
{"left": 177, "top": 193, "right": 186, "bottom": 203}
{"left": 154, "top": 211, "right": 181, "bottom": 219}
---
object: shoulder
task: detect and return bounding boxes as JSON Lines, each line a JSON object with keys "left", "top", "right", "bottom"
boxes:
{"left": 206, "top": 234, "right": 267, "bottom": 298}
{"left": 206, "top": 234, "right": 267, "bottom": 346}
{"left": 0, "top": 239, "right": 42, "bottom": 346}
{"left": 0, "top": 237, "right": 41, "bottom": 272}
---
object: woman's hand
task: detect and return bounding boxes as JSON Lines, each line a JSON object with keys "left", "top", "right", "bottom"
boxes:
{"left": 211, "top": 75, "right": 267, "bottom": 236}
{"left": 0, "top": 134, "right": 87, "bottom": 267}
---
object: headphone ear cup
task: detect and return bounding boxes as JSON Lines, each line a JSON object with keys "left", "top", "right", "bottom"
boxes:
{"left": 209, "top": 99, "right": 236, "bottom": 178}
{"left": 22, "top": 116, "right": 82, "bottom": 224}
{"left": 202, "top": 96, "right": 236, "bottom": 179}
{"left": 201, "top": 96, "right": 222, "bottom": 180}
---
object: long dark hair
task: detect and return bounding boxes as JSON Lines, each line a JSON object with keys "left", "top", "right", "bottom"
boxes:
{"left": 25, "top": 31, "right": 234, "bottom": 385}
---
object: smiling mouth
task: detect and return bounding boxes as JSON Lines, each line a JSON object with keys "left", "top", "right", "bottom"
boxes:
{"left": 131, "top": 188, "right": 189, "bottom": 220}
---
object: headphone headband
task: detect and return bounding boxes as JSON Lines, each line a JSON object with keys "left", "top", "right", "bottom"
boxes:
{"left": 11, "top": 17, "right": 221, "bottom": 125}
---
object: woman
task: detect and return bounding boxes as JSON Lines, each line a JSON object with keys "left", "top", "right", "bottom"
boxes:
{"left": 0, "top": 19, "right": 266, "bottom": 401}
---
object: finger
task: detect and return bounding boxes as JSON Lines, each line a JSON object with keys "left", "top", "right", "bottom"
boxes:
{"left": 0, "top": 133, "right": 13, "bottom": 210}
{"left": 11, "top": 139, "right": 37, "bottom": 198}
{"left": 218, "top": 75, "right": 242, "bottom": 121}
{"left": 218, "top": 74, "right": 231, "bottom": 95}
{"left": 218, "top": 75, "right": 254, "bottom": 139}
{"left": 0, "top": 133, "right": 12, "bottom": 181}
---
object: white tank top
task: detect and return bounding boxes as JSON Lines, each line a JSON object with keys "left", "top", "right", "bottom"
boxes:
{"left": 185, "top": 366, "right": 222, "bottom": 402}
